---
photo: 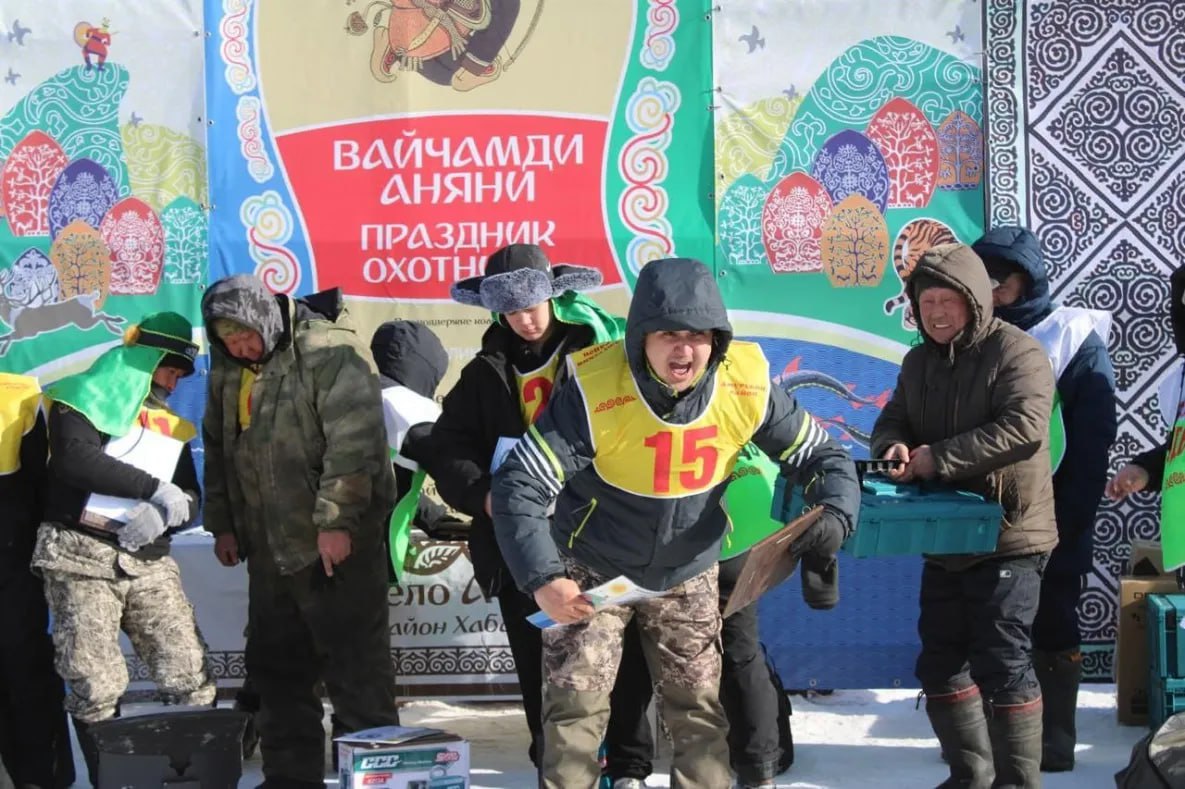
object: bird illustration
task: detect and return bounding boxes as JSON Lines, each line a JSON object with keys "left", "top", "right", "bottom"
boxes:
{"left": 3, "top": 68, "right": 18, "bottom": 85}
{"left": 739, "top": 25, "right": 764, "bottom": 54}
{"left": 8, "top": 20, "right": 30, "bottom": 46}
{"left": 129, "top": 111, "right": 142, "bottom": 127}
{"left": 947, "top": 25, "right": 965, "bottom": 43}
{"left": 782, "top": 84, "right": 799, "bottom": 101}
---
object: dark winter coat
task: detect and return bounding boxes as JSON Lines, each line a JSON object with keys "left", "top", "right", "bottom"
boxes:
{"left": 369, "top": 320, "right": 460, "bottom": 538}
{"left": 871, "top": 243, "right": 1058, "bottom": 570}
{"left": 426, "top": 315, "right": 610, "bottom": 597}
{"left": 491, "top": 258, "right": 861, "bottom": 594}
{"left": 0, "top": 407, "right": 46, "bottom": 571}
{"left": 202, "top": 279, "right": 396, "bottom": 575}
{"left": 973, "top": 226, "right": 1117, "bottom": 574}
{"left": 43, "top": 396, "right": 199, "bottom": 540}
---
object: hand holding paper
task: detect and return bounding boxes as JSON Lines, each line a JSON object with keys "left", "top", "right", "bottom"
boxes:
{"left": 118, "top": 502, "right": 167, "bottom": 551}
{"left": 150, "top": 481, "right": 190, "bottom": 528}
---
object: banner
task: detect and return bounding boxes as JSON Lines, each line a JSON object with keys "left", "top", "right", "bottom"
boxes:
{"left": 713, "top": 0, "right": 986, "bottom": 690}
{"left": 0, "top": 4, "right": 207, "bottom": 380}
{"left": 986, "top": 0, "right": 1185, "bottom": 678}
{"left": 713, "top": 0, "right": 984, "bottom": 458}
{"left": 205, "top": 0, "right": 714, "bottom": 367}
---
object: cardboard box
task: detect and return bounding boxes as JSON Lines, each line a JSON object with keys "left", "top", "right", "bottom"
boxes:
{"left": 337, "top": 726, "right": 469, "bottom": 789}
{"left": 1127, "top": 539, "right": 1173, "bottom": 578}
{"left": 1116, "top": 576, "right": 1181, "bottom": 725}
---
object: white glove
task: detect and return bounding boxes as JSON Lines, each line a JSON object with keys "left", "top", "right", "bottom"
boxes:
{"left": 150, "top": 481, "right": 190, "bottom": 528}
{"left": 119, "top": 502, "right": 167, "bottom": 552}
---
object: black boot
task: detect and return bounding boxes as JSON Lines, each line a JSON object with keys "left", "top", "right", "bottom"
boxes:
{"left": 925, "top": 687, "right": 994, "bottom": 788}
{"left": 1034, "top": 649, "right": 1080, "bottom": 772}
{"left": 71, "top": 718, "right": 101, "bottom": 787}
{"left": 986, "top": 697, "right": 1043, "bottom": 788}
{"left": 234, "top": 684, "right": 261, "bottom": 761}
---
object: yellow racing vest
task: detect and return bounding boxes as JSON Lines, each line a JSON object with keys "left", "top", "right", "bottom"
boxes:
{"left": 571, "top": 341, "right": 769, "bottom": 498}
{"left": 238, "top": 368, "right": 257, "bottom": 430}
{"left": 0, "top": 373, "right": 42, "bottom": 476}
{"left": 516, "top": 344, "right": 563, "bottom": 427}
{"left": 135, "top": 403, "right": 197, "bottom": 443}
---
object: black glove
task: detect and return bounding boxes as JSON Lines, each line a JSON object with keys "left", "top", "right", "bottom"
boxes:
{"left": 791, "top": 510, "right": 846, "bottom": 560}
{"left": 794, "top": 511, "right": 847, "bottom": 610}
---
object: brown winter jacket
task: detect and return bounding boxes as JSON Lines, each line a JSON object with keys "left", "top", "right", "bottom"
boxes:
{"left": 870, "top": 243, "right": 1058, "bottom": 570}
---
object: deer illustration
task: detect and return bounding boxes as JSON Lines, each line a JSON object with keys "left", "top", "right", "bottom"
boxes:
{"left": 0, "top": 270, "right": 125, "bottom": 355}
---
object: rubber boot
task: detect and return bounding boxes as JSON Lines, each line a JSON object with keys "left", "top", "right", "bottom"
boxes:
{"left": 1034, "top": 649, "right": 1080, "bottom": 772}
{"left": 925, "top": 686, "right": 994, "bottom": 789}
{"left": 70, "top": 718, "right": 100, "bottom": 787}
{"left": 986, "top": 697, "right": 1043, "bottom": 788}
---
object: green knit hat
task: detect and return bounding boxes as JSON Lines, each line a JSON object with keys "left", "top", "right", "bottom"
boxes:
{"left": 46, "top": 312, "right": 198, "bottom": 437}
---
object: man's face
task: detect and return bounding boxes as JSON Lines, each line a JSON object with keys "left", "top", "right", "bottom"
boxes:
{"left": 504, "top": 301, "right": 553, "bottom": 344}
{"left": 992, "top": 272, "right": 1027, "bottom": 307}
{"left": 644, "top": 330, "right": 714, "bottom": 392}
{"left": 917, "top": 287, "right": 970, "bottom": 345}
{"left": 151, "top": 365, "right": 186, "bottom": 394}
{"left": 220, "top": 329, "right": 265, "bottom": 362}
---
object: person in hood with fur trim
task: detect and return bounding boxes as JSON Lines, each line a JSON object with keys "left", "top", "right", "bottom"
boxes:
{"left": 973, "top": 226, "right": 1117, "bottom": 773}
{"left": 491, "top": 257, "right": 860, "bottom": 788}
{"left": 871, "top": 243, "right": 1057, "bottom": 788}
{"left": 427, "top": 244, "right": 656, "bottom": 787}
{"left": 31, "top": 311, "right": 215, "bottom": 785}
{"left": 202, "top": 274, "right": 400, "bottom": 788}
{"left": 369, "top": 320, "right": 467, "bottom": 577}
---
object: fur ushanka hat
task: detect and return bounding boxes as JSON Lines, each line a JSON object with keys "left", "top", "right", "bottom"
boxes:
{"left": 450, "top": 243, "right": 602, "bottom": 314}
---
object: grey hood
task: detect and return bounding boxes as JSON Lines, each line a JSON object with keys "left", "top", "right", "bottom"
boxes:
{"left": 201, "top": 274, "right": 285, "bottom": 363}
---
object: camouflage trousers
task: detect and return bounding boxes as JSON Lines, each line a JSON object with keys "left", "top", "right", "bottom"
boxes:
{"left": 541, "top": 560, "right": 731, "bottom": 788}
{"left": 41, "top": 560, "right": 216, "bottom": 723}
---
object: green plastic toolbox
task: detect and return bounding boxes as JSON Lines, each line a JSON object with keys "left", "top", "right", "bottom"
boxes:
{"left": 1147, "top": 594, "right": 1185, "bottom": 680}
{"left": 774, "top": 476, "right": 1002, "bottom": 558}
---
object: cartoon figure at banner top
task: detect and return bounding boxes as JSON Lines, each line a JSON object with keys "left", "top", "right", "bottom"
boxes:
{"left": 74, "top": 19, "right": 114, "bottom": 72}
{"left": 345, "top": 0, "right": 542, "bottom": 92}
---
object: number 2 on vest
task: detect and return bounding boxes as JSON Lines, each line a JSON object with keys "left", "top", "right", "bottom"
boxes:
{"left": 522, "top": 377, "right": 553, "bottom": 424}
{"left": 644, "top": 425, "right": 719, "bottom": 494}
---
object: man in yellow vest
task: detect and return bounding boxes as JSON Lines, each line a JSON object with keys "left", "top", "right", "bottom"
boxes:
{"left": 490, "top": 257, "right": 861, "bottom": 788}
{"left": 30, "top": 312, "right": 215, "bottom": 785}
{"left": 0, "top": 374, "right": 74, "bottom": 788}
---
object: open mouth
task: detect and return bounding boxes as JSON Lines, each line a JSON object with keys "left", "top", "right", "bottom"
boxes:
{"left": 668, "top": 361, "right": 693, "bottom": 380}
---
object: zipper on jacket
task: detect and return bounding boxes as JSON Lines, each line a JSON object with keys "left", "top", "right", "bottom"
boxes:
{"left": 568, "top": 497, "right": 598, "bottom": 548}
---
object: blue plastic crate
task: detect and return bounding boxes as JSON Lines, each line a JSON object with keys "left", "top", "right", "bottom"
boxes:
{"left": 1148, "top": 674, "right": 1185, "bottom": 730}
{"left": 773, "top": 476, "right": 1002, "bottom": 558}
{"left": 1147, "top": 594, "right": 1185, "bottom": 679}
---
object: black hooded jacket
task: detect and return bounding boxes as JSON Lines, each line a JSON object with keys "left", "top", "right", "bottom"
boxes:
{"left": 369, "top": 321, "right": 462, "bottom": 542}
{"left": 0, "top": 407, "right": 47, "bottom": 572}
{"left": 973, "top": 227, "right": 1117, "bottom": 575}
{"left": 490, "top": 258, "right": 860, "bottom": 594}
{"left": 426, "top": 315, "right": 603, "bottom": 597}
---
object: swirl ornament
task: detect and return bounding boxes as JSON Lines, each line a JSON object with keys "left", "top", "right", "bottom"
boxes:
{"left": 220, "top": 0, "right": 257, "bottom": 95}
{"left": 1042, "top": 48, "right": 1185, "bottom": 205}
{"left": 640, "top": 0, "right": 678, "bottom": 72}
{"left": 240, "top": 191, "right": 300, "bottom": 295}
{"left": 618, "top": 78, "right": 679, "bottom": 276}
{"left": 236, "top": 96, "right": 274, "bottom": 183}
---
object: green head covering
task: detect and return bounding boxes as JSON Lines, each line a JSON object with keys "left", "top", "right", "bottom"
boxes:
{"left": 46, "top": 311, "right": 198, "bottom": 437}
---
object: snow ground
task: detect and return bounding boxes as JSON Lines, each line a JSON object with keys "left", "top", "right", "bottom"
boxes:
{"left": 74, "top": 686, "right": 1144, "bottom": 788}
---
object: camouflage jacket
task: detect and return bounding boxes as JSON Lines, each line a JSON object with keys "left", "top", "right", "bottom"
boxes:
{"left": 203, "top": 293, "right": 397, "bottom": 575}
